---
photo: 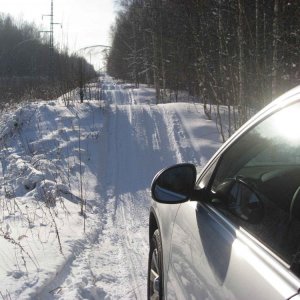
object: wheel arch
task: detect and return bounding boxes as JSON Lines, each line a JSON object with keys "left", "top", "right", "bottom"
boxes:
{"left": 149, "top": 208, "right": 159, "bottom": 243}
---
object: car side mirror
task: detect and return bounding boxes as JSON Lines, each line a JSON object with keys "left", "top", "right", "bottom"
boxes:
{"left": 151, "top": 163, "right": 197, "bottom": 204}
{"left": 215, "top": 178, "right": 264, "bottom": 224}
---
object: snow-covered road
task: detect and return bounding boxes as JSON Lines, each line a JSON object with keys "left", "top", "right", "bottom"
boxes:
{"left": 49, "top": 87, "right": 220, "bottom": 299}
{"left": 0, "top": 79, "right": 221, "bottom": 299}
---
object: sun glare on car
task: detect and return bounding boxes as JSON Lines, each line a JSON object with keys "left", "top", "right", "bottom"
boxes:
{"left": 273, "top": 104, "right": 300, "bottom": 144}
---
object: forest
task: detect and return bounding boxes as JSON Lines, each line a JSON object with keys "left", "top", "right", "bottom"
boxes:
{"left": 107, "top": 0, "right": 300, "bottom": 127}
{"left": 0, "top": 14, "right": 96, "bottom": 106}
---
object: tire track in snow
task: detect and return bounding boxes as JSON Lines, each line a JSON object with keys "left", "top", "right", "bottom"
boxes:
{"left": 75, "top": 104, "right": 150, "bottom": 299}
{"left": 95, "top": 104, "right": 181, "bottom": 299}
{"left": 113, "top": 105, "right": 156, "bottom": 298}
{"left": 113, "top": 106, "right": 143, "bottom": 299}
{"left": 159, "top": 105, "right": 184, "bottom": 163}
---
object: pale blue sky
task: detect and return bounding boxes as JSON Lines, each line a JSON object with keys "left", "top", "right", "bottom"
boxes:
{"left": 1, "top": 0, "right": 117, "bottom": 69}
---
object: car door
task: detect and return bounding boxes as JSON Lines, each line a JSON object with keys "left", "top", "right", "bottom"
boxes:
{"left": 166, "top": 100, "right": 300, "bottom": 299}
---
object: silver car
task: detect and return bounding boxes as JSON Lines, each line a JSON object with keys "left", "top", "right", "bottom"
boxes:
{"left": 148, "top": 86, "right": 300, "bottom": 300}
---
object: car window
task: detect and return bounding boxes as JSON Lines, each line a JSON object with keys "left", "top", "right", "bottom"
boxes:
{"left": 210, "top": 100, "right": 300, "bottom": 273}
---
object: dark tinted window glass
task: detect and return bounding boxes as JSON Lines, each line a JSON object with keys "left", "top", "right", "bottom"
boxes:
{"left": 211, "top": 101, "right": 300, "bottom": 269}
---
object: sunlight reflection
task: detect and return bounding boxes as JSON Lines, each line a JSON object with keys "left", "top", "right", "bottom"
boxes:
{"left": 232, "top": 239, "right": 290, "bottom": 297}
{"left": 273, "top": 106, "right": 300, "bottom": 144}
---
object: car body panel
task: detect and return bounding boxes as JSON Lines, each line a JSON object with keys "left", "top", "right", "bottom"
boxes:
{"left": 166, "top": 201, "right": 235, "bottom": 299}
{"left": 166, "top": 201, "right": 300, "bottom": 299}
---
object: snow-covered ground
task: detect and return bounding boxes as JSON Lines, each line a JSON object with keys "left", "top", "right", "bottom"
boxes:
{"left": 0, "top": 77, "right": 222, "bottom": 299}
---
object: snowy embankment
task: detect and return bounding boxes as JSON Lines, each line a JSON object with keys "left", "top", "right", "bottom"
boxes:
{"left": 0, "top": 79, "right": 222, "bottom": 299}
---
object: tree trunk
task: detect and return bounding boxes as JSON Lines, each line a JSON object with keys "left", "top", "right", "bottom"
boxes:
{"left": 272, "top": 0, "right": 279, "bottom": 99}
{"left": 237, "top": 0, "right": 246, "bottom": 124}
{"left": 152, "top": 32, "right": 160, "bottom": 104}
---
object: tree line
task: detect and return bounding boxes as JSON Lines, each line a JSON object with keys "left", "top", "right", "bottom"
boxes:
{"left": 107, "top": 0, "right": 299, "bottom": 127}
{"left": 0, "top": 14, "right": 97, "bottom": 105}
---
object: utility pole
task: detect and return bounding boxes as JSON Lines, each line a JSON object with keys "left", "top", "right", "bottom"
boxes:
{"left": 50, "top": 0, "right": 54, "bottom": 80}
{"left": 41, "top": 0, "right": 61, "bottom": 82}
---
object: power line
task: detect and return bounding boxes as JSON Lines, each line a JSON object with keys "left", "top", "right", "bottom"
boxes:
{"left": 78, "top": 45, "right": 111, "bottom": 51}
{"left": 75, "top": 45, "right": 111, "bottom": 70}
